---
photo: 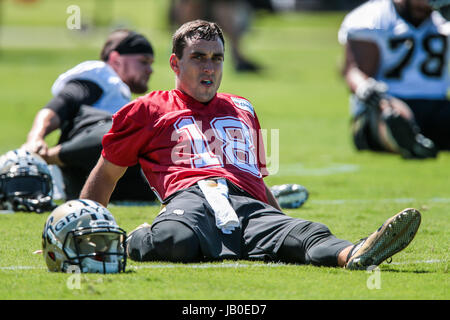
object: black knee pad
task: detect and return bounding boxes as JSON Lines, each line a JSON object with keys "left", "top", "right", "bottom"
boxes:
{"left": 305, "top": 223, "right": 352, "bottom": 267}
{"left": 152, "top": 220, "right": 201, "bottom": 262}
{"left": 278, "top": 221, "right": 351, "bottom": 267}
{"left": 277, "top": 221, "right": 329, "bottom": 264}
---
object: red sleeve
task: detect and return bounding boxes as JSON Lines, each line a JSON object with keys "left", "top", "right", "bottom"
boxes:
{"left": 101, "top": 99, "right": 152, "bottom": 167}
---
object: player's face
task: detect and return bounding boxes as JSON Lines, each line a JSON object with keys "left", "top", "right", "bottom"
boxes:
{"left": 170, "top": 37, "right": 224, "bottom": 103}
{"left": 116, "top": 53, "right": 154, "bottom": 94}
{"left": 406, "top": 0, "right": 433, "bottom": 23}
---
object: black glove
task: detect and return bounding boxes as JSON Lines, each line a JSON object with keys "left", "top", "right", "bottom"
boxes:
{"left": 355, "top": 78, "right": 388, "bottom": 110}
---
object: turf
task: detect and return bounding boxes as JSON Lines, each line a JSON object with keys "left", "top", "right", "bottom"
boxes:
{"left": 0, "top": 0, "right": 448, "bottom": 301}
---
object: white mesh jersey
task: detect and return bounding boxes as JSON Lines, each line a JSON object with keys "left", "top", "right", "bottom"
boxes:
{"left": 51, "top": 60, "right": 131, "bottom": 114}
{"left": 339, "top": 0, "right": 450, "bottom": 99}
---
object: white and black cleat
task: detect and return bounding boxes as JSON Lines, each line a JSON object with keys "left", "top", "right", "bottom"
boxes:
{"left": 271, "top": 184, "right": 309, "bottom": 209}
{"left": 346, "top": 208, "right": 421, "bottom": 270}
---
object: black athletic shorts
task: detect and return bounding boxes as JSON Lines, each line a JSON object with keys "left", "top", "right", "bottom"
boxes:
{"left": 59, "top": 120, "right": 110, "bottom": 170}
{"left": 59, "top": 120, "right": 156, "bottom": 201}
{"left": 152, "top": 181, "right": 302, "bottom": 261}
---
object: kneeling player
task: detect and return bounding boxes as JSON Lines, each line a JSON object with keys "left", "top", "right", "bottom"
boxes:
{"left": 339, "top": 0, "right": 450, "bottom": 158}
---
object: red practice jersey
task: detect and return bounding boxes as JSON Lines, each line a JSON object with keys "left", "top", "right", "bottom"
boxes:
{"left": 102, "top": 89, "right": 269, "bottom": 202}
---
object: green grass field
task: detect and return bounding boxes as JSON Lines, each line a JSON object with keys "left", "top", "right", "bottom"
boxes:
{"left": 0, "top": 0, "right": 448, "bottom": 301}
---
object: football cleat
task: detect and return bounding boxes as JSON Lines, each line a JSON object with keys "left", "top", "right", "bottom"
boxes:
{"left": 383, "top": 110, "right": 438, "bottom": 159}
{"left": 270, "top": 184, "right": 309, "bottom": 209}
{"left": 345, "top": 208, "right": 421, "bottom": 270}
{"left": 235, "top": 58, "right": 261, "bottom": 73}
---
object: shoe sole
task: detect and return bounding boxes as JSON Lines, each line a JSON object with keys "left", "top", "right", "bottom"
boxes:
{"left": 384, "top": 115, "right": 436, "bottom": 158}
{"left": 384, "top": 115, "right": 416, "bottom": 157}
{"left": 346, "top": 208, "right": 421, "bottom": 270}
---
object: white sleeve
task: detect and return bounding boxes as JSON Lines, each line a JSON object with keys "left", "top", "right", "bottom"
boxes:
{"left": 51, "top": 61, "right": 106, "bottom": 96}
{"left": 439, "top": 21, "right": 450, "bottom": 36}
{"left": 338, "top": 0, "right": 385, "bottom": 45}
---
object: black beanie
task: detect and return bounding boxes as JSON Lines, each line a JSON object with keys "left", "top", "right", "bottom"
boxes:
{"left": 114, "top": 31, "right": 154, "bottom": 56}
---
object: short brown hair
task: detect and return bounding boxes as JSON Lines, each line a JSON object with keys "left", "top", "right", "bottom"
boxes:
{"left": 172, "top": 20, "right": 225, "bottom": 58}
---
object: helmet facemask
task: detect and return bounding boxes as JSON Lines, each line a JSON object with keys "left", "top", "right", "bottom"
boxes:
{"left": 63, "top": 225, "right": 127, "bottom": 274}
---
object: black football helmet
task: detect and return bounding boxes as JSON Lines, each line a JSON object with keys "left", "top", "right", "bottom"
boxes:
{"left": 0, "top": 149, "right": 56, "bottom": 213}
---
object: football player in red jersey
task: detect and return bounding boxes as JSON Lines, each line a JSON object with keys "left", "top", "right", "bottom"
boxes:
{"left": 80, "top": 20, "right": 421, "bottom": 270}
{"left": 22, "top": 30, "right": 156, "bottom": 201}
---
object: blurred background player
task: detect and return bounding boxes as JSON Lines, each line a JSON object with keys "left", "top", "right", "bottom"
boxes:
{"left": 169, "top": 0, "right": 272, "bottom": 72}
{"left": 22, "top": 29, "right": 157, "bottom": 201}
{"left": 339, "top": 0, "right": 450, "bottom": 159}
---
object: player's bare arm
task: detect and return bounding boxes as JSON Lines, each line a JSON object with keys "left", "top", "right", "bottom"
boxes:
{"left": 80, "top": 156, "right": 127, "bottom": 207}
{"left": 23, "top": 108, "right": 61, "bottom": 157}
